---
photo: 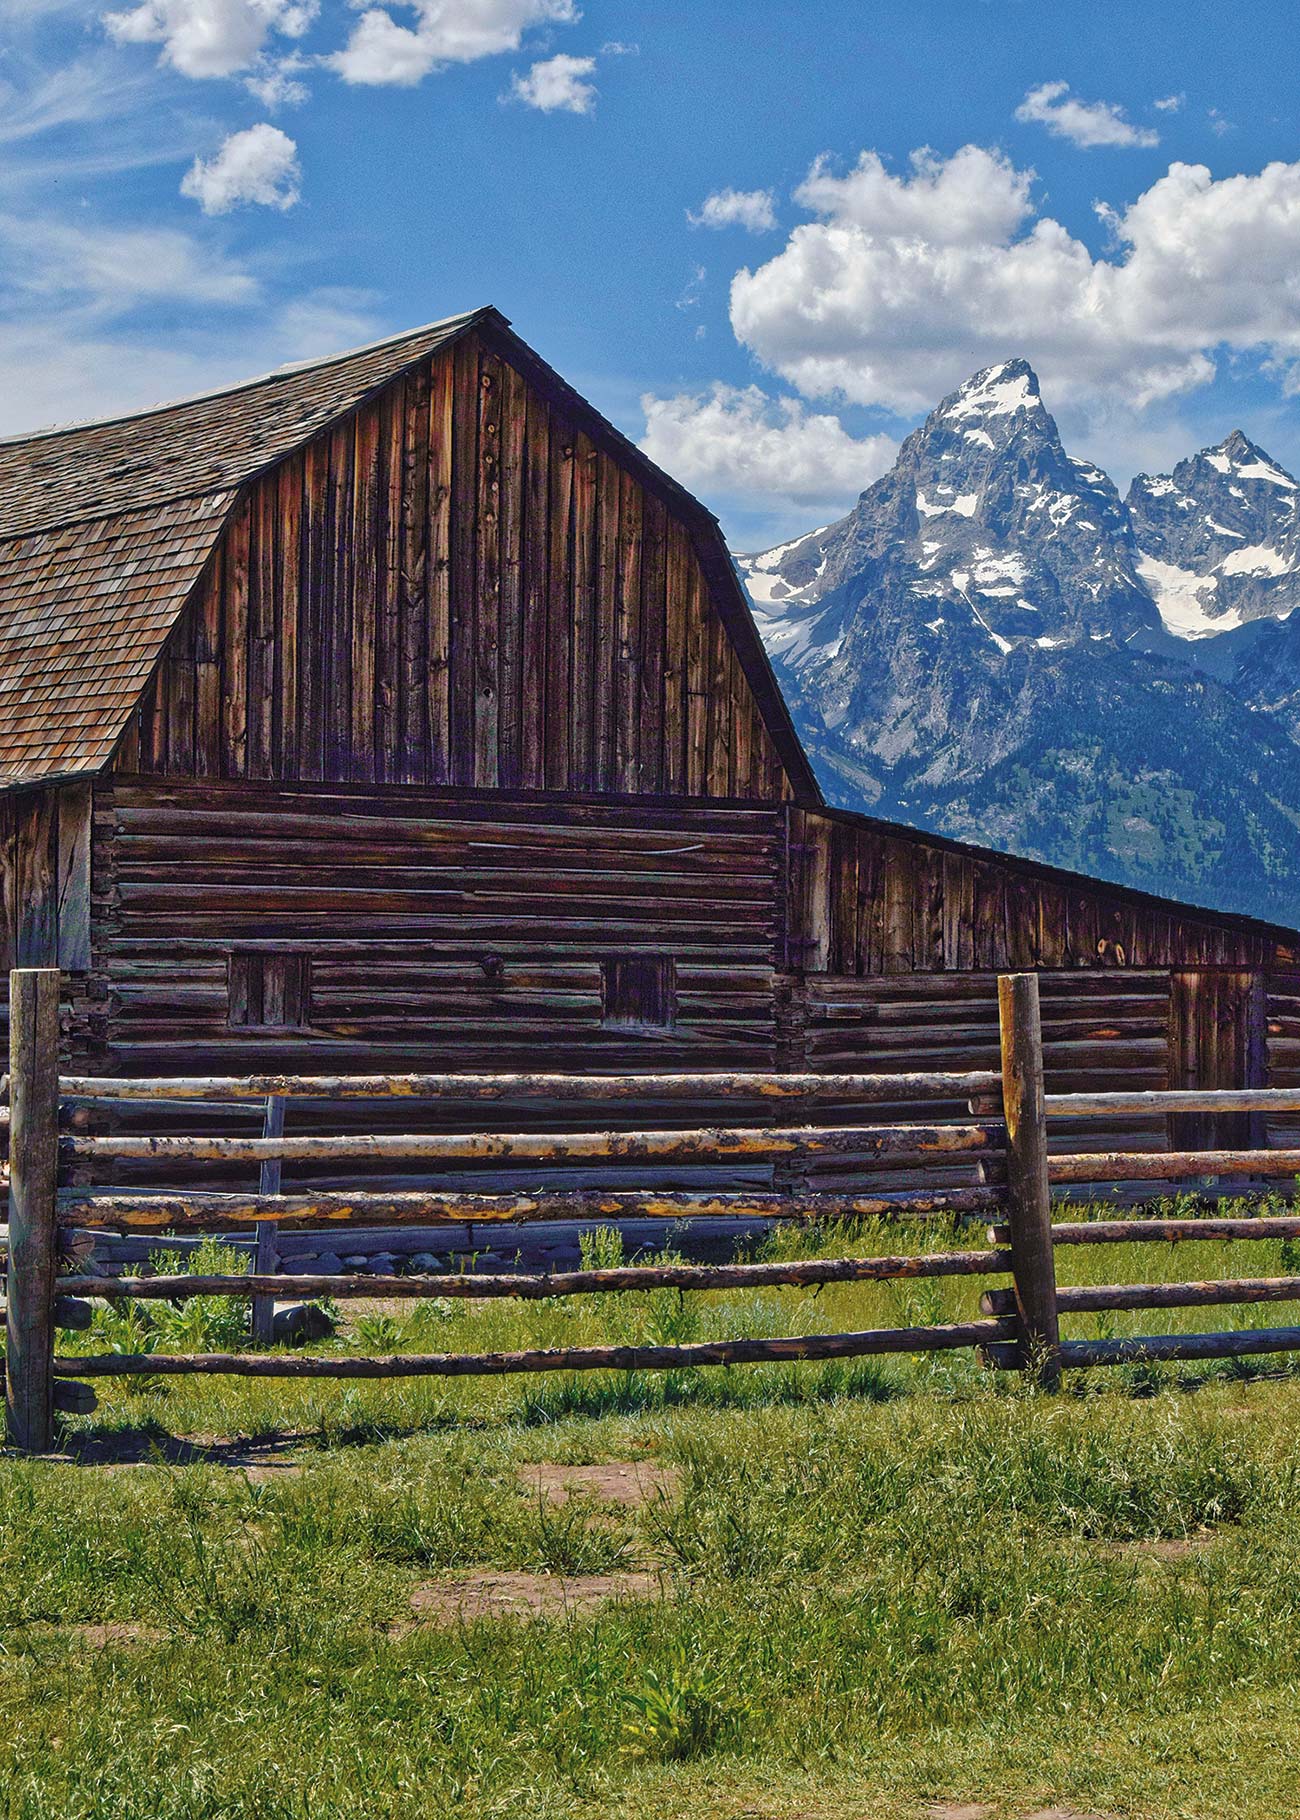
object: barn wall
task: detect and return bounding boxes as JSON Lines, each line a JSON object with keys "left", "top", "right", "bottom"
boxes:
{"left": 779, "top": 971, "right": 1172, "bottom": 1188}
{"left": 785, "top": 807, "right": 1280, "bottom": 973}
{"left": 112, "top": 331, "right": 791, "bottom": 803}
{"left": 91, "top": 776, "right": 780, "bottom": 1077}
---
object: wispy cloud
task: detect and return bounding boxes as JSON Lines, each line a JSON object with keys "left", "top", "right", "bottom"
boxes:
{"left": 1016, "top": 80, "right": 1159, "bottom": 149}
{"left": 688, "top": 187, "right": 778, "bottom": 232}
{"left": 0, "top": 211, "right": 261, "bottom": 306}
{"left": 0, "top": 50, "right": 151, "bottom": 144}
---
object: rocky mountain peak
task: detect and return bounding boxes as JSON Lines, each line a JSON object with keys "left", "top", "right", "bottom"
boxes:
{"left": 738, "top": 356, "right": 1153, "bottom": 680}
{"left": 731, "top": 358, "right": 1300, "bottom": 925}
{"left": 932, "top": 358, "right": 1045, "bottom": 430}
{"left": 1127, "top": 428, "right": 1300, "bottom": 639}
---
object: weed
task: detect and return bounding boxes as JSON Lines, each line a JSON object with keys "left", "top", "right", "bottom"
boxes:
{"left": 621, "top": 1645, "right": 751, "bottom": 1760}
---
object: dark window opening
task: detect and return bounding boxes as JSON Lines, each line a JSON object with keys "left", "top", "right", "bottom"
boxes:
{"left": 228, "top": 952, "right": 311, "bottom": 1029}
{"left": 601, "top": 956, "right": 676, "bottom": 1031}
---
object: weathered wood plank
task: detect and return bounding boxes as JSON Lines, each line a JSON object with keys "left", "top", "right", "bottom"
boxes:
{"left": 58, "top": 1320, "right": 1015, "bottom": 1378}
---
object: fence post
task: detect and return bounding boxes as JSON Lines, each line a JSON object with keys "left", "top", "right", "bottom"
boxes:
{"left": 6, "top": 968, "right": 62, "bottom": 1451}
{"left": 250, "top": 1094, "right": 284, "bottom": 1345}
{"left": 997, "top": 972, "right": 1060, "bottom": 1389}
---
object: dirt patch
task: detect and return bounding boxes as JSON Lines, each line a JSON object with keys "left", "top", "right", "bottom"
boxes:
{"left": 1025, "top": 1810, "right": 1119, "bottom": 1819}
{"left": 929, "top": 1809, "right": 1116, "bottom": 1820}
{"left": 398, "top": 1569, "right": 661, "bottom": 1628}
{"left": 517, "top": 1459, "right": 680, "bottom": 1507}
{"left": 1107, "top": 1534, "right": 1211, "bottom": 1561}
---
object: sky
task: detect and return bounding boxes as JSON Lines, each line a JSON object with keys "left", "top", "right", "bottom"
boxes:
{"left": 3, "top": 0, "right": 1300, "bottom": 548}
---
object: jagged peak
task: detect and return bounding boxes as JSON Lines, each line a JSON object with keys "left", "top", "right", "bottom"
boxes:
{"left": 1131, "top": 431, "right": 1298, "bottom": 500}
{"left": 1197, "top": 430, "right": 1297, "bottom": 489}
{"left": 936, "top": 358, "right": 1044, "bottom": 425}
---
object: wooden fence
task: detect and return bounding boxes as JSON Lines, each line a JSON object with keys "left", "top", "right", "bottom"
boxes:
{"left": 7, "top": 965, "right": 1300, "bottom": 1450}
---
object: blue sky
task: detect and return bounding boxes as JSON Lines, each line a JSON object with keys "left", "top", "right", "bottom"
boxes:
{"left": 3, "top": 0, "right": 1300, "bottom": 546}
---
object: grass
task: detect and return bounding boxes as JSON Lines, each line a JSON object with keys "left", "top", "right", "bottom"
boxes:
{"left": 7, "top": 1203, "right": 1300, "bottom": 1817}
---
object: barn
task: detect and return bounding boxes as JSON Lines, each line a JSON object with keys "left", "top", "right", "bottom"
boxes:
{"left": 1, "top": 305, "right": 1297, "bottom": 1238}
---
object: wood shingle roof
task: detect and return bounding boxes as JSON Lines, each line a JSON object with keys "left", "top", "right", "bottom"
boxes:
{"left": 0, "top": 310, "right": 488, "bottom": 785}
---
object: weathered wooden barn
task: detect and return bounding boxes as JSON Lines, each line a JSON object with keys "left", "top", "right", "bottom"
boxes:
{"left": 1, "top": 305, "right": 1297, "bottom": 1215}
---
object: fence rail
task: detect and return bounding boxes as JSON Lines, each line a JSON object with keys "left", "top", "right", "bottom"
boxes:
{"left": 9, "top": 965, "right": 1300, "bottom": 1451}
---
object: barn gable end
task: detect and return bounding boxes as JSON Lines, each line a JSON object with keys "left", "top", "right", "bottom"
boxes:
{"left": 112, "top": 324, "right": 803, "bottom": 801}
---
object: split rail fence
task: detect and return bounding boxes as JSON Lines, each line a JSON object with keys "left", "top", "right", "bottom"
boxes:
{"left": 8, "top": 966, "right": 1300, "bottom": 1448}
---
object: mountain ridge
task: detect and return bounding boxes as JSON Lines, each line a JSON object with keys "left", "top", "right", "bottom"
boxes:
{"left": 736, "top": 361, "right": 1300, "bottom": 926}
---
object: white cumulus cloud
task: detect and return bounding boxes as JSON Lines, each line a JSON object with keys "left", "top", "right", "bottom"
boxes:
{"left": 796, "top": 144, "right": 1033, "bottom": 244}
{"left": 1015, "top": 79, "right": 1158, "bottom": 149}
{"left": 508, "top": 51, "right": 595, "bottom": 113}
{"left": 639, "top": 383, "right": 896, "bottom": 513}
{"left": 688, "top": 187, "right": 778, "bottom": 233}
{"left": 180, "top": 121, "right": 300, "bottom": 212}
{"left": 331, "top": 0, "right": 576, "bottom": 87}
{"left": 729, "top": 145, "right": 1300, "bottom": 414}
{"left": 103, "top": 0, "right": 316, "bottom": 80}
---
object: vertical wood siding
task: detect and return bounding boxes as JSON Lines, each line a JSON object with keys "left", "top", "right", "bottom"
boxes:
{"left": 785, "top": 807, "right": 1278, "bottom": 974}
{"left": 114, "top": 333, "right": 790, "bottom": 803}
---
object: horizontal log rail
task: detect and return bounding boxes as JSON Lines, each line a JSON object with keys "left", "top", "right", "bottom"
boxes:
{"left": 61, "top": 1121, "right": 1004, "bottom": 1165}
{"left": 53, "top": 1319, "right": 1017, "bottom": 1380}
{"left": 57, "top": 1069, "right": 1003, "bottom": 1105}
{"left": 982, "top": 1275, "right": 1300, "bottom": 1316}
{"left": 990, "top": 1216, "right": 1300, "bottom": 1246}
{"left": 1056, "top": 1328, "right": 1300, "bottom": 1368}
{"left": 1048, "top": 1150, "right": 1300, "bottom": 1184}
{"left": 1045, "top": 1088, "right": 1300, "bottom": 1118}
{"left": 57, "top": 1184, "right": 1005, "bottom": 1232}
{"left": 56, "top": 1247, "right": 1014, "bottom": 1302}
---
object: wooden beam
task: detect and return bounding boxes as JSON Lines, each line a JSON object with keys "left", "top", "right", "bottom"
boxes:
{"left": 5, "top": 969, "right": 61, "bottom": 1452}
{"left": 57, "top": 1246, "right": 1013, "bottom": 1302}
{"left": 1056, "top": 1327, "right": 1300, "bottom": 1367}
{"left": 1048, "top": 1149, "right": 1300, "bottom": 1183}
{"left": 56, "top": 1319, "right": 1016, "bottom": 1379}
{"left": 59, "top": 1185, "right": 1005, "bottom": 1232}
{"left": 982, "top": 1275, "right": 1300, "bottom": 1315}
{"left": 62, "top": 1120, "right": 1005, "bottom": 1165}
{"left": 998, "top": 972, "right": 1059, "bottom": 1387}
{"left": 1044, "top": 1089, "right": 1300, "bottom": 1117}
{"left": 56, "top": 1068, "right": 1004, "bottom": 1104}
{"left": 989, "top": 1215, "right": 1300, "bottom": 1246}
{"left": 250, "top": 1094, "right": 283, "bottom": 1346}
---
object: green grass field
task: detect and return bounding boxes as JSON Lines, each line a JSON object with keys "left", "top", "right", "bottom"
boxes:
{"left": 7, "top": 1207, "right": 1300, "bottom": 1820}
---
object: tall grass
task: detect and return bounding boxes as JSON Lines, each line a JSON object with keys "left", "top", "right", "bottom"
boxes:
{"left": 13, "top": 1200, "right": 1300, "bottom": 1817}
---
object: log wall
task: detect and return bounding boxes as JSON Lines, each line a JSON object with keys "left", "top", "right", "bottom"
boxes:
{"left": 91, "top": 776, "right": 780, "bottom": 1078}
{"left": 111, "top": 331, "right": 790, "bottom": 804}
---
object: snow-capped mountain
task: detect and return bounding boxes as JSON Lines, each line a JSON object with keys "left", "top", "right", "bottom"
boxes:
{"left": 736, "top": 362, "right": 1300, "bottom": 925}
{"left": 1128, "top": 430, "right": 1300, "bottom": 640}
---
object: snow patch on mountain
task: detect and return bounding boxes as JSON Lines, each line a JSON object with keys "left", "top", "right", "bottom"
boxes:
{"left": 1136, "top": 554, "right": 1231, "bottom": 638}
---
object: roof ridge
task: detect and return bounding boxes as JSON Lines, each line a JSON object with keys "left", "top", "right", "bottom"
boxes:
{"left": 0, "top": 306, "right": 499, "bottom": 451}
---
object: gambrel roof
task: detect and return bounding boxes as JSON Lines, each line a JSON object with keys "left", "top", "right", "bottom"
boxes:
{"left": 0, "top": 307, "right": 819, "bottom": 798}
